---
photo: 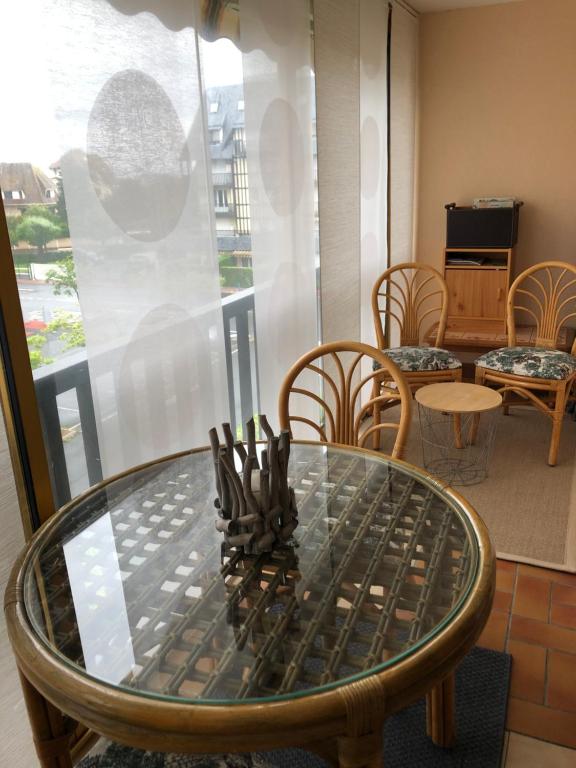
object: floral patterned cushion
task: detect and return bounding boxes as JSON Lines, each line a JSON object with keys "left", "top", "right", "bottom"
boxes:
{"left": 373, "top": 346, "right": 462, "bottom": 373}
{"left": 476, "top": 346, "right": 576, "bottom": 380}
{"left": 79, "top": 743, "right": 274, "bottom": 768}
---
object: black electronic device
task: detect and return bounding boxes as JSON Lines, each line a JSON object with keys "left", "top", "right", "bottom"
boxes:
{"left": 445, "top": 202, "right": 522, "bottom": 248}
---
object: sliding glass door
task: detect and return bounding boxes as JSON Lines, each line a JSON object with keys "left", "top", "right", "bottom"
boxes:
{"left": 0, "top": 0, "right": 319, "bottom": 525}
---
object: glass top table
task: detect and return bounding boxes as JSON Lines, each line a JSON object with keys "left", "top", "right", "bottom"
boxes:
{"left": 7, "top": 442, "right": 494, "bottom": 766}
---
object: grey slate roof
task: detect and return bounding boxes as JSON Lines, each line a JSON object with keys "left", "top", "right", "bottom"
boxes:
{"left": 205, "top": 83, "right": 245, "bottom": 161}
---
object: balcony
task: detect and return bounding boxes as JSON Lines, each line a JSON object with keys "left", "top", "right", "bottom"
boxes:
{"left": 212, "top": 172, "right": 234, "bottom": 187}
{"left": 214, "top": 203, "right": 235, "bottom": 215}
{"left": 34, "top": 288, "right": 258, "bottom": 509}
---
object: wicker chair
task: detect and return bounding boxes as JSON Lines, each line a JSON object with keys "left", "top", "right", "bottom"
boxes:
{"left": 475, "top": 261, "right": 576, "bottom": 466}
{"left": 278, "top": 340, "right": 411, "bottom": 459}
{"left": 371, "top": 262, "right": 462, "bottom": 392}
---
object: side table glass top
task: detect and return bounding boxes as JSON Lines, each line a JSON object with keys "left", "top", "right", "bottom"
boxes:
{"left": 23, "top": 443, "right": 479, "bottom": 704}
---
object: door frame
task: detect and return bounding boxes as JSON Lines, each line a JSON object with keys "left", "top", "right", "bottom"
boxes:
{"left": 0, "top": 205, "right": 56, "bottom": 535}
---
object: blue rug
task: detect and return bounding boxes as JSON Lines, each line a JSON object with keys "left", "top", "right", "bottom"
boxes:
{"left": 80, "top": 646, "right": 510, "bottom": 768}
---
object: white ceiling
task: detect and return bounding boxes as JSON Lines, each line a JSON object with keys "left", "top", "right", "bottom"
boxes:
{"left": 409, "top": 0, "right": 522, "bottom": 13}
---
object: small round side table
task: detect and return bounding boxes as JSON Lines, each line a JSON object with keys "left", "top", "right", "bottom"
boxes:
{"left": 415, "top": 382, "right": 502, "bottom": 486}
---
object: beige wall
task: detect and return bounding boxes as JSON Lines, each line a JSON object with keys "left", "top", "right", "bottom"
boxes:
{"left": 417, "top": 0, "right": 576, "bottom": 276}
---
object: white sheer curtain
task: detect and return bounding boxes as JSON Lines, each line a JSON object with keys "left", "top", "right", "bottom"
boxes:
{"left": 390, "top": 1, "right": 419, "bottom": 269}
{"left": 315, "top": 0, "right": 418, "bottom": 359}
{"left": 40, "top": 0, "right": 228, "bottom": 478}
{"left": 360, "top": 0, "right": 390, "bottom": 356}
{"left": 239, "top": 0, "right": 319, "bottom": 433}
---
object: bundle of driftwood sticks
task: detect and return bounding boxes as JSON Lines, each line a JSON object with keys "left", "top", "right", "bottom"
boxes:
{"left": 209, "top": 415, "right": 298, "bottom": 555}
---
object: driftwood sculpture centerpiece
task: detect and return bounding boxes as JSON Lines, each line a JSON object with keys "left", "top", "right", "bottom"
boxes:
{"left": 209, "top": 416, "right": 298, "bottom": 555}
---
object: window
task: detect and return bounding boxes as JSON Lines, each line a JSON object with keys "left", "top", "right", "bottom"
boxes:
{"left": 209, "top": 127, "right": 222, "bottom": 144}
{"left": 4, "top": 189, "right": 25, "bottom": 200}
{"left": 237, "top": 99, "right": 244, "bottom": 111}
{"left": 214, "top": 189, "right": 228, "bottom": 209}
{"left": 209, "top": 101, "right": 219, "bottom": 113}
{"left": 45, "top": 189, "right": 56, "bottom": 199}
{"left": 233, "top": 127, "right": 245, "bottom": 155}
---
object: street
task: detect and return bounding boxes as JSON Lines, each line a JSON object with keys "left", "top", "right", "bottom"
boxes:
{"left": 17, "top": 280, "right": 80, "bottom": 323}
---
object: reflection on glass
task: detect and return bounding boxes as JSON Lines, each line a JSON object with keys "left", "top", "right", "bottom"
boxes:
{"left": 63, "top": 513, "right": 135, "bottom": 684}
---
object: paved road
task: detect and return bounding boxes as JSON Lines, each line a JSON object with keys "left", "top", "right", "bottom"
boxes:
{"left": 17, "top": 280, "right": 80, "bottom": 323}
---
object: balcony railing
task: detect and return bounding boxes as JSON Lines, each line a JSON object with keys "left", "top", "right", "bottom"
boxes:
{"left": 34, "top": 288, "right": 258, "bottom": 510}
{"left": 212, "top": 172, "right": 234, "bottom": 187}
{"left": 214, "top": 204, "right": 235, "bottom": 215}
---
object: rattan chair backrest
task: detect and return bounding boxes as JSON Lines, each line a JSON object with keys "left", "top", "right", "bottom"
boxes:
{"left": 371, "top": 262, "right": 449, "bottom": 349}
{"left": 507, "top": 261, "right": 576, "bottom": 355}
{"left": 278, "top": 340, "right": 411, "bottom": 458}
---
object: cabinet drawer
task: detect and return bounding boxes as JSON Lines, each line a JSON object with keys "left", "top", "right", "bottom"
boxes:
{"left": 446, "top": 268, "right": 507, "bottom": 320}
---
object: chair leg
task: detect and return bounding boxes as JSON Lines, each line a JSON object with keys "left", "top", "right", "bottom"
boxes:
{"left": 372, "top": 379, "right": 381, "bottom": 451}
{"left": 548, "top": 385, "right": 567, "bottom": 466}
{"left": 501, "top": 388, "right": 510, "bottom": 416}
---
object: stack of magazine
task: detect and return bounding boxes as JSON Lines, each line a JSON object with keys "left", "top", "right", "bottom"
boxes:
{"left": 472, "top": 197, "right": 517, "bottom": 208}
{"left": 446, "top": 256, "right": 485, "bottom": 266}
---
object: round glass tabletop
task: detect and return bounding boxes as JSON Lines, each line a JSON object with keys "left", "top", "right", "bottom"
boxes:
{"left": 23, "top": 443, "right": 479, "bottom": 704}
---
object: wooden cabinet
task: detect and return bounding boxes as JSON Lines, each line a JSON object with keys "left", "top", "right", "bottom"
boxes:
{"left": 443, "top": 247, "right": 513, "bottom": 332}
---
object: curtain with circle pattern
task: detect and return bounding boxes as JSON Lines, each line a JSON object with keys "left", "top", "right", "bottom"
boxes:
{"left": 390, "top": 2, "right": 419, "bottom": 271}
{"left": 239, "top": 0, "right": 319, "bottom": 432}
{"left": 360, "top": 0, "right": 391, "bottom": 360}
{"left": 39, "top": 0, "right": 229, "bottom": 478}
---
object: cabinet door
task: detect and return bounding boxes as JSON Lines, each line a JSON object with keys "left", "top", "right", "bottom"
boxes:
{"left": 446, "top": 268, "right": 507, "bottom": 320}
{"left": 481, "top": 269, "right": 508, "bottom": 319}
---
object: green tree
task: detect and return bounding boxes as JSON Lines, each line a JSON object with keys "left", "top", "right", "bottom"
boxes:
{"left": 21, "top": 204, "right": 60, "bottom": 223}
{"left": 54, "top": 177, "right": 69, "bottom": 235}
{"left": 25, "top": 311, "right": 85, "bottom": 370}
{"left": 26, "top": 333, "right": 53, "bottom": 370}
{"left": 46, "top": 311, "right": 85, "bottom": 350}
{"left": 45, "top": 253, "right": 78, "bottom": 299}
{"left": 13, "top": 215, "right": 62, "bottom": 255}
{"left": 6, "top": 215, "right": 20, "bottom": 245}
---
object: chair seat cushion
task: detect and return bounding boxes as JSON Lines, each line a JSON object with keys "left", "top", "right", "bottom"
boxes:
{"left": 476, "top": 346, "right": 576, "bottom": 380}
{"left": 373, "top": 346, "right": 462, "bottom": 373}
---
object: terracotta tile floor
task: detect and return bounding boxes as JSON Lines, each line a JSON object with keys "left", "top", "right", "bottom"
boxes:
{"left": 477, "top": 560, "right": 576, "bottom": 749}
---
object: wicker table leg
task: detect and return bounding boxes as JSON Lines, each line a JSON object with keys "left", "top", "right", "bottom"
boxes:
{"left": 469, "top": 413, "right": 480, "bottom": 445}
{"left": 306, "top": 738, "right": 339, "bottom": 768}
{"left": 337, "top": 729, "right": 383, "bottom": 768}
{"left": 426, "top": 673, "right": 456, "bottom": 748}
{"left": 453, "top": 414, "right": 463, "bottom": 449}
{"left": 18, "top": 670, "right": 74, "bottom": 768}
